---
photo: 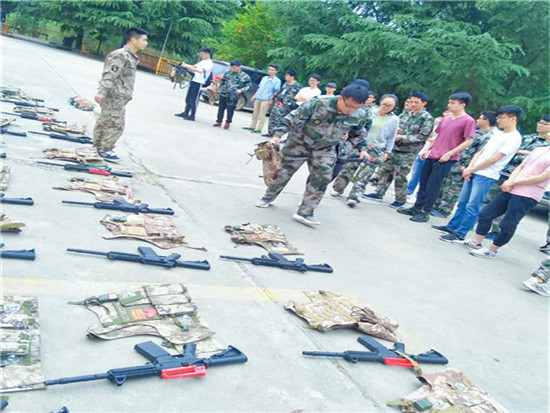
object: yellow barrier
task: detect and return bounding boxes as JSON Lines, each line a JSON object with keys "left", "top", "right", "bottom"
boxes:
{"left": 156, "top": 57, "right": 179, "bottom": 77}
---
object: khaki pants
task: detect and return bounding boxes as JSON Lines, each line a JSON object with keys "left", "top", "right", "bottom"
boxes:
{"left": 250, "top": 100, "right": 271, "bottom": 132}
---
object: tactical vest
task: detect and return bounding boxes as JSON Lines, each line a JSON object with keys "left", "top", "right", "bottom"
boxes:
{"left": 0, "top": 214, "right": 25, "bottom": 233}
{"left": 253, "top": 141, "right": 282, "bottom": 185}
{"left": 42, "top": 122, "right": 88, "bottom": 136}
{"left": 54, "top": 177, "right": 133, "bottom": 201}
{"left": 225, "top": 223, "right": 302, "bottom": 255}
{"left": 101, "top": 213, "right": 194, "bottom": 250}
{"left": 73, "top": 284, "right": 222, "bottom": 355}
{"left": 43, "top": 147, "right": 104, "bottom": 165}
{"left": 388, "top": 368, "right": 509, "bottom": 412}
{"left": 285, "top": 290, "right": 399, "bottom": 342}
{"left": 0, "top": 296, "right": 45, "bottom": 392}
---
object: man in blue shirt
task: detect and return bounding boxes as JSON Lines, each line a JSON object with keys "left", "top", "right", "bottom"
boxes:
{"left": 244, "top": 64, "right": 281, "bottom": 134}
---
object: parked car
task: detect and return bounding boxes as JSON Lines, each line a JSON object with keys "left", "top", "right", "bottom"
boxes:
{"left": 201, "top": 61, "right": 271, "bottom": 111}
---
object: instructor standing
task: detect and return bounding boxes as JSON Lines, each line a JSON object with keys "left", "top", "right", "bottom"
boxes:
{"left": 93, "top": 27, "right": 148, "bottom": 162}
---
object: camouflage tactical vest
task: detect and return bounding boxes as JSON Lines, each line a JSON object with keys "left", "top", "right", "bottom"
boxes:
{"left": 285, "top": 290, "right": 399, "bottom": 342}
{"left": 42, "top": 122, "right": 88, "bottom": 136}
{"left": 225, "top": 223, "right": 302, "bottom": 255}
{"left": 0, "top": 214, "right": 25, "bottom": 233}
{"left": 0, "top": 296, "right": 45, "bottom": 392}
{"left": 388, "top": 368, "right": 509, "bottom": 412}
{"left": 43, "top": 147, "right": 104, "bottom": 165}
{"left": 73, "top": 284, "right": 222, "bottom": 355}
{"left": 101, "top": 213, "right": 196, "bottom": 250}
{"left": 54, "top": 177, "right": 133, "bottom": 201}
{"left": 253, "top": 141, "right": 282, "bottom": 186}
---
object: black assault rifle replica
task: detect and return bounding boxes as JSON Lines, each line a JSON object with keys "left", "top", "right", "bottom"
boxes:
{"left": 38, "top": 161, "right": 133, "bottom": 178}
{"left": 62, "top": 199, "right": 174, "bottom": 215}
{"left": 67, "top": 247, "right": 210, "bottom": 270}
{"left": 44, "top": 341, "right": 248, "bottom": 387}
{"left": 29, "top": 131, "right": 92, "bottom": 144}
{"left": 220, "top": 252, "right": 333, "bottom": 273}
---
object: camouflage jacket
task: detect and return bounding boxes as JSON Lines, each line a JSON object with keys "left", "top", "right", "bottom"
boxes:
{"left": 275, "top": 97, "right": 368, "bottom": 150}
{"left": 275, "top": 81, "right": 302, "bottom": 110}
{"left": 97, "top": 45, "right": 139, "bottom": 103}
{"left": 395, "top": 109, "right": 434, "bottom": 153}
{"left": 503, "top": 133, "right": 549, "bottom": 174}
{"left": 398, "top": 109, "right": 412, "bottom": 131}
{"left": 338, "top": 104, "right": 373, "bottom": 158}
{"left": 218, "top": 70, "right": 251, "bottom": 103}
{"left": 451, "top": 128, "right": 494, "bottom": 172}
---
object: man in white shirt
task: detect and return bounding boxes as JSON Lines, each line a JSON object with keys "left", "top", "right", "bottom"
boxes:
{"left": 294, "top": 73, "right": 322, "bottom": 105}
{"left": 433, "top": 105, "right": 523, "bottom": 243}
{"left": 175, "top": 47, "right": 213, "bottom": 121}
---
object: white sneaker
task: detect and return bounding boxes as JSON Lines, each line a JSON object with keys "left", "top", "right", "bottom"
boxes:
{"left": 469, "top": 247, "right": 497, "bottom": 259}
{"left": 255, "top": 198, "right": 275, "bottom": 208}
{"left": 330, "top": 191, "right": 343, "bottom": 198}
{"left": 452, "top": 239, "right": 482, "bottom": 250}
{"left": 292, "top": 213, "right": 320, "bottom": 226}
{"left": 522, "top": 278, "right": 550, "bottom": 296}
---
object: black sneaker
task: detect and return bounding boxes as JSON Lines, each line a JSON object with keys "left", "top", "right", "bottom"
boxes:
{"left": 439, "top": 233, "right": 463, "bottom": 243}
{"left": 397, "top": 207, "right": 419, "bottom": 216}
{"left": 410, "top": 212, "right": 429, "bottom": 222}
{"left": 431, "top": 225, "right": 454, "bottom": 235}
{"left": 183, "top": 116, "right": 195, "bottom": 121}
{"left": 175, "top": 112, "right": 187, "bottom": 118}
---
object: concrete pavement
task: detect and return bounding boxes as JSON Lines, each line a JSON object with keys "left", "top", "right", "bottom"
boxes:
{"left": 1, "top": 35, "right": 548, "bottom": 412}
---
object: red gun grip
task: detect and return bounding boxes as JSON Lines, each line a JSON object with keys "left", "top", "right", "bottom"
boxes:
{"left": 383, "top": 357, "right": 415, "bottom": 368}
{"left": 161, "top": 365, "right": 207, "bottom": 379}
{"left": 88, "top": 169, "right": 111, "bottom": 176}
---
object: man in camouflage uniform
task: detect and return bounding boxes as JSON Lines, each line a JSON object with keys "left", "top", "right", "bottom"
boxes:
{"left": 431, "top": 111, "right": 497, "bottom": 217}
{"left": 265, "top": 70, "right": 302, "bottom": 137}
{"left": 483, "top": 114, "right": 550, "bottom": 237}
{"left": 93, "top": 27, "right": 148, "bottom": 162}
{"left": 365, "top": 92, "right": 434, "bottom": 207}
{"left": 255, "top": 84, "right": 370, "bottom": 227}
{"left": 213, "top": 59, "right": 251, "bottom": 130}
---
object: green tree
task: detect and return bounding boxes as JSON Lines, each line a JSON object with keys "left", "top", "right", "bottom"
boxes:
{"left": 207, "top": 2, "right": 282, "bottom": 69}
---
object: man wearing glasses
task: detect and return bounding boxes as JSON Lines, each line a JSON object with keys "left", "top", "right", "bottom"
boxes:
{"left": 255, "top": 84, "right": 370, "bottom": 227}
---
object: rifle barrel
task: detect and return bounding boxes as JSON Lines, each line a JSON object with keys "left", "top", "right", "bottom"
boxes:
{"left": 67, "top": 248, "right": 110, "bottom": 257}
{"left": 62, "top": 201, "right": 94, "bottom": 207}
{"left": 219, "top": 255, "right": 254, "bottom": 263}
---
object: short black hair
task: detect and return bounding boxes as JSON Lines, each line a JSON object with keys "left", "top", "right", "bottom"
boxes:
{"left": 268, "top": 64, "right": 279, "bottom": 71}
{"left": 541, "top": 115, "right": 550, "bottom": 122}
{"left": 410, "top": 92, "right": 428, "bottom": 102}
{"left": 497, "top": 105, "right": 522, "bottom": 121}
{"left": 123, "top": 27, "right": 147, "bottom": 45}
{"left": 284, "top": 70, "right": 297, "bottom": 78}
{"left": 199, "top": 47, "right": 212, "bottom": 57}
{"left": 368, "top": 91, "right": 379, "bottom": 99}
{"left": 381, "top": 94, "right": 398, "bottom": 106}
{"left": 480, "top": 111, "right": 497, "bottom": 127}
{"left": 350, "top": 78, "right": 370, "bottom": 91}
{"left": 230, "top": 59, "right": 241, "bottom": 67}
{"left": 341, "top": 84, "right": 369, "bottom": 104}
{"left": 449, "top": 92, "right": 472, "bottom": 107}
{"left": 309, "top": 73, "right": 322, "bottom": 82}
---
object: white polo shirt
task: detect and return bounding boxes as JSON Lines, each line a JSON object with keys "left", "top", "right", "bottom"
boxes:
{"left": 191, "top": 59, "right": 213, "bottom": 84}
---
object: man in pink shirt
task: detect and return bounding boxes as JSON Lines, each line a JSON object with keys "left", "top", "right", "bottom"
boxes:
{"left": 398, "top": 92, "right": 476, "bottom": 222}
{"left": 464, "top": 132, "right": 550, "bottom": 258}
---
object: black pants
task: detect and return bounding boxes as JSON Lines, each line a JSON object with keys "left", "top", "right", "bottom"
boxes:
{"left": 476, "top": 192, "right": 537, "bottom": 247}
{"left": 216, "top": 95, "right": 236, "bottom": 123}
{"left": 414, "top": 158, "right": 456, "bottom": 213}
{"left": 184, "top": 81, "right": 202, "bottom": 119}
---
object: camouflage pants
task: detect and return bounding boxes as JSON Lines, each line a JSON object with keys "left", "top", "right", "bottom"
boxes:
{"left": 93, "top": 98, "right": 126, "bottom": 151}
{"left": 433, "top": 171, "right": 464, "bottom": 216}
{"left": 532, "top": 257, "right": 550, "bottom": 283}
{"left": 268, "top": 104, "right": 292, "bottom": 135}
{"left": 333, "top": 148, "right": 383, "bottom": 201}
{"left": 263, "top": 140, "right": 336, "bottom": 217}
{"left": 376, "top": 151, "right": 417, "bottom": 203}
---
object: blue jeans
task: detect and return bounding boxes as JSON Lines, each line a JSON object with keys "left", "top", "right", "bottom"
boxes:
{"left": 447, "top": 174, "right": 496, "bottom": 237}
{"left": 407, "top": 155, "right": 425, "bottom": 195}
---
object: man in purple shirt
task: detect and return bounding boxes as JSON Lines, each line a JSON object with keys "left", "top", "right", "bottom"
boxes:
{"left": 398, "top": 92, "right": 476, "bottom": 222}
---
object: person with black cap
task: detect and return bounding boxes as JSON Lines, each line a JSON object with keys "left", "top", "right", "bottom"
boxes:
{"left": 323, "top": 82, "right": 338, "bottom": 97}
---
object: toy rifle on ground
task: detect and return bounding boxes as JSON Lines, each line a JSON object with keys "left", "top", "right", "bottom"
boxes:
{"left": 0, "top": 126, "right": 27, "bottom": 137}
{"left": 0, "top": 193, "right": 34, "bottom": 205}
{"left": 1, "top": 111, "right": 64, "bottom": 123}
{"left": 220, "top": 252, "right": 333, "bottom": 273}
{"left": 1, "top": 98, "right": 58, "bottom": 111}
{"left": 67, "top": 247, "right": 210, "bottom": 270}
{"left": 37, "top": 161, "right": 133, "bottom": 178}
{"left": 44, "top": 341, "right": 248, "bottom": 387}
{"left": 29, "top": 131, "right": 92, "bottom": 144}
{"left": 62, "top": 199, "right": 174, "bottom": 215}
{"left": 303, "top": 336, "right": 448, "bottom": 374}
{"left": 0, "top": 243, "right": 36, "bottom": 260}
